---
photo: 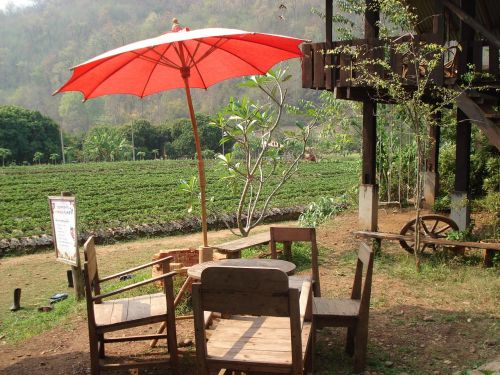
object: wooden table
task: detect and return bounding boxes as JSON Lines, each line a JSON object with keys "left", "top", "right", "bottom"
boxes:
{"left": 187, "top": 258, "right": 296, "bottom": 278}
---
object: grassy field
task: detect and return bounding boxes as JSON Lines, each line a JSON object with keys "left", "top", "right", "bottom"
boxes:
{"left": 0, "top": 157, "right": 359, "bottom": 239}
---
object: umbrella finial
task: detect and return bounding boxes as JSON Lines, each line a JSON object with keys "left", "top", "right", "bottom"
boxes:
{"left": 172, "top": 18, "right": 182, "bottom": 32}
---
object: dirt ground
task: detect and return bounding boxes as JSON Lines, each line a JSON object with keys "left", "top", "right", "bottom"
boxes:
{"left": 0, "top": 209, "right": 498, "bottom": 375}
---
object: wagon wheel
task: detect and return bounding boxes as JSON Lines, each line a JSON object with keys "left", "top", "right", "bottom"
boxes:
{"left": 399, "top": 215, "right": 459, "bottom": 254}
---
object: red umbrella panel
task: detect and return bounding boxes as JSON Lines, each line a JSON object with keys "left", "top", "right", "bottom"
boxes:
{"left": 55, "top": 28, "right": 305, "bottom": 248}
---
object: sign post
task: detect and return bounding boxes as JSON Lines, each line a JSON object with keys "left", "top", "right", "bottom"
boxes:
{"left": 48, "top": 192, "right": 85, "bottom": 300}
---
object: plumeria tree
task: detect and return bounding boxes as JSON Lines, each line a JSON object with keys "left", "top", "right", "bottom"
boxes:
{"left": 211, "top": 69, "right": 317, "bottom": 236}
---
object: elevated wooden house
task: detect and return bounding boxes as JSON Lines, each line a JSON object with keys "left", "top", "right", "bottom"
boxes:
{"left": 302, "top": 0, "right": 500, "bottom": 230}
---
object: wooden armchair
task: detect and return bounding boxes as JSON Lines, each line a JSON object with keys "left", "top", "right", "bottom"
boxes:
{"left": 192, "top": 266, "right": 313, "bottom": 375}
{"left": 83, "top": 237, "right": 178, "bottom": 375}
{"left": 270, "top": 226, "right": 321, "bottom": 297}
{"left": 312, "top": 241, "right": 374, "bottom": 373}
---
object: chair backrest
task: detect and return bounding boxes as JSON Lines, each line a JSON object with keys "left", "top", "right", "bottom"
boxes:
{"left": 192, "top": 266, "right": 303, "bottom": 373}
{"left": 196, "top": 266, "right": 294, "bottom": 317}
{"left": 351, "top": 242, "right": 374, "bottom": 315}
{"left": 83, "top": 236, "right": 101, "bottom": 301}
{"left": 269, "top": 226, "right": 321, "bottom": 296}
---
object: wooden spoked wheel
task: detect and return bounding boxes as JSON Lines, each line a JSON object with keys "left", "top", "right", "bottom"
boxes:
{"left": 399, "top": 215, "right": 459, "bottom": 254}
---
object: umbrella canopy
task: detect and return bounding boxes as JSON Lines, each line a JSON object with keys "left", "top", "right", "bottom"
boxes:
{"left": 55, "top": 27, "right": 305, "bottom": 248}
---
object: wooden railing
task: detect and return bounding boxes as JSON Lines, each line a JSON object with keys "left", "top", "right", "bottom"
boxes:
{"left": 302, "top": 35, "right": 500, "bottom": 91}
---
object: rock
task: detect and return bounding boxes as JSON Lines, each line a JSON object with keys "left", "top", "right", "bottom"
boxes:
{"left": 420, "top": 343, "right": 425, "bottom": 348}
{"left": 178, "top": 338, "right": 193, "bottom": 347}
{"left": 444, "top": 359, "right": 452, "bottom": 365}
{"left": 398, "top": 372, "right": 410, "bottom": 375}
{"left": 484, "top": 339, "right": 496, "bottom": 346}
{"left": 469, "top": 346, "right": 476, "bottom": 353}
{"left": 467, "top": 318, "right": 472, "bottom": 323}
{"left": 477, "top": 357, "right": 500, "bottom": 371}
{"left": 384, "top": 361, "right": 394, "bottom": 368}
{"left": 423, "top": 316, "right": 434, "bottom": 322}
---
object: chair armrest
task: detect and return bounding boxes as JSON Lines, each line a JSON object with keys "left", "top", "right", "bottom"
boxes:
{"left": 93, "top": 271, "right": 177, "bottom": 301}
{"left": 299, "top": 279, "right": 312, "bottom": 329}
{"left": 99, "top": 256, "right": 174, "bottom": 282}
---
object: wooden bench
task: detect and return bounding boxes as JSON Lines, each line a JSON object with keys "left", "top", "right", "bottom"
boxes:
{"left": 213, "top": 231, "right": 271, "bottom": 259}
{"left": 354, "top": 231, "right": 500, "bottom": 267}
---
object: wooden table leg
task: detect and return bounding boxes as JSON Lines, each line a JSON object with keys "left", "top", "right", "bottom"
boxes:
{"left": 150, "top": 276, "right": 194, "bottom": 348}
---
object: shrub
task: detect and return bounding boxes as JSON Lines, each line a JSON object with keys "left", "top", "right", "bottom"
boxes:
{"left": 298, "top": 195, "right": 350, "bottom": 228}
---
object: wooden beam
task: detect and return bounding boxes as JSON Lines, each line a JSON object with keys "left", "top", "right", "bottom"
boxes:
{"left": 454, "top": 109, "right": 471, "bottom": 192}
{"left": 427, "top": 116, "right": 440, "bottom": 173}
{"left": 443, "top": 0, "right": 500, "bottom": 49}
{"left": 326, "top": 0, "right": 333, "bottom": 46}
{"left": 365, "top": 0, "right": 379, "bottom": 39}
{"left": 362, "top": 100, "right": 377, "bottom": 185}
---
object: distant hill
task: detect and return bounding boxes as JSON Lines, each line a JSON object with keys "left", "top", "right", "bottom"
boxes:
{"left": 0, "top": 0, "right": 324, "bottom": 131}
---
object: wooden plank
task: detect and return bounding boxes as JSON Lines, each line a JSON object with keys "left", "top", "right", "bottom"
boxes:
{"left": 206, "top": 318, "right": 311, "bottom": 365}
{"left": 354, "top": 230, "right": 500, "bottom": 250}
{"left": 214, "top": 231, "right": 270, "bottom": 253}
{"left": 271, "top": 227, "right": 313, "bottom": 242}
{"left": 313, "top": 43, "right": 326, "bottom": 89}
{"left": 488, "top": 44, "right": 499, "bottom": 75}
{"left": 358, "top": 242, "right": 372, "bottom": 265}
{"left": 301, "top": 44, "right": 313, "bottom": 89}
{"left": 313, "top": 297, "right": 360, "bottom": 317}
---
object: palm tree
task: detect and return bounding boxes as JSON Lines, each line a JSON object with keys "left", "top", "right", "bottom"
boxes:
{"left": 49, "top": 153, "right": 60, "bottom": 165}
{"left": 152, "top": 149, "right": 159, "bottom": 160}
{"left": 0, "top": 148, "right": 12, "bottom": 167}
{"left": 137, "top": 151, "right": 146, "bottom": 160}
{"left": 33, "top": 151, "right": 43, "bottom": 165}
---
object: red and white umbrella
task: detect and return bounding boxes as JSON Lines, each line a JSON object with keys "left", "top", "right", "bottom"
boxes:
{"left": 55, "top": 27, "right": 305, "bottom": 248}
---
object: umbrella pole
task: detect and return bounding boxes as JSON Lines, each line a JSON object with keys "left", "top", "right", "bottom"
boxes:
{"left": 182, "top": 78, "right": 209, "bottom": 248}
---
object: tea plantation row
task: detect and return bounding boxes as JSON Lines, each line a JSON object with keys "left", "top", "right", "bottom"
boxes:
{"left": 0, "top": 158, "right": 359, "bottom": 239}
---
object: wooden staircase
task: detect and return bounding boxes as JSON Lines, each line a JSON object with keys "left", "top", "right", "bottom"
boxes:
{"left": 457, "top": 88, "right": 500, "bottom": 150}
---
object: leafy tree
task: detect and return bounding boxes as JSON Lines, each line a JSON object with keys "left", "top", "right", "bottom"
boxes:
{"left": 151, "top": 149, "right": 159, "bottom": 159}
{"left": 83, "top": 126, "right": 132, "bottom": 162}
{"left": 0, "top": 105, "right": 61, "bottom": 164}
{"left": 33, "top": 151, "right": 43, "bottom": 165}
{"left": 164, "top": 114, "right": 223, "bottom": 159}
{"left": 0, "top": 148, "right": 12, "bottom": 167}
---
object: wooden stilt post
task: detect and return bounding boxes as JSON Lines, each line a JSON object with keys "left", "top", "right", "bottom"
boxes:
{"left": 451, "top": 0, "right": 474, "bottom": 230}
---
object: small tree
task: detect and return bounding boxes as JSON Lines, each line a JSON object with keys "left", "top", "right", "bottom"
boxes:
{"left": 33, "top": 151, "right": 43, "bottom": 165}
{"left": 152, "top": 149, "right": 159, "bottom": 160}
{"left": 0, "top": 148, "right": 12, "bottom": 167}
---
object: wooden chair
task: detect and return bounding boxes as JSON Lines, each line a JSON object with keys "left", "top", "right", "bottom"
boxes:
{"left": 312, "top": 241, "right": 373, "bottom": 373}
{"left": 269, "top": 226, "right": 321, "bottom": 297}
{"left": 192, "top": 266, "right": 313, "bottom": 375}
{"left": 83, "top": 236, "right": 178, "bottom": 375}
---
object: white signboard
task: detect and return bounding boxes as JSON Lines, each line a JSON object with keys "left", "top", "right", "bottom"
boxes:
{"left": 49, "top": 196, "right": 79, "bottom": 266}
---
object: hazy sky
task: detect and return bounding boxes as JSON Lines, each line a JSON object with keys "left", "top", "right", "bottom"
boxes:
{"left": 0, "top": 0, "right": 34, "bottom": 11}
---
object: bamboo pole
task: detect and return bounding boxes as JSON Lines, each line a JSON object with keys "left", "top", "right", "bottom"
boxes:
{"left": 182, "top": 77, "right": 209, "bottom": 249}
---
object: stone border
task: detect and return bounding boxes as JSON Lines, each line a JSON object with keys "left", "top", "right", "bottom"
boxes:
{"left": 0, "top": 206, "right": 305, "bottom": 256}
